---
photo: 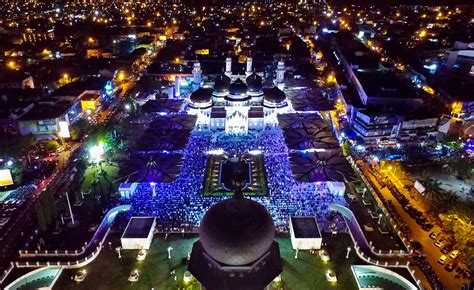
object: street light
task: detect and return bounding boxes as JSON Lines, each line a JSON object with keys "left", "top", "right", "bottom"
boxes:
{"left": 346, "top": 246, "right": 351, "bottom": 259}
{"left": 89, "top": 142, "right": 104, "bottom": 163}
{"left": 117, "top": 71, "right": 125, "bottom": 82}
{"left": 167, "top": 246, "right": 173, "bottom": 259}
{"left": 378, "top": 213, "right": 383, "bottom": 225}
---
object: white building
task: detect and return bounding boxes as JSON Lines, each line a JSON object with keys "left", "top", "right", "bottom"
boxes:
{"left": 188, "top": 58, "right": 289, "bottom": 135}
{"left": 289, "top": 216, "right": 322, "bottom": 250}
{"left": 328, "top": 181, "right": 346, "bottom": 196}
{"left": 121, "top": 217, "right": 156, "bottom": 250}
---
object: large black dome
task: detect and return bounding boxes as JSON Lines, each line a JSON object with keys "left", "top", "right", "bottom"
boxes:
{"left": 190, "top": 88, "right": 213, "bottom": 104}
{"left": 199, "top": 197, "right": 275, "bottom": 266}
{"left": 246, "top": 73, "right": 263, "bottom": 93}
{"left": 213, "top": 74, "right": 231, "bottom": 93}
{"left": 228, "top": 78, "right": 248, "bottom": 96}
{"left": 263, "top": 87, "right": 286, "bottom": 104}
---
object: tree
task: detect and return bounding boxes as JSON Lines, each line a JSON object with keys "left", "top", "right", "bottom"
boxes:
{"left": 437, "top": 190, "right": 459, "bottom": 213}
{"left": 42, "top": 140, "right": 61, "bottom": 154}
{"left": 39, "top": 193, "right": 53, "bottom": 227}
{"left": 35, "top": 203, "right": 47, "bottom": 232}
{"left": 45, "top": 189, "right": 57, "bottom": 220}
{"left": 341, "top": 140, "right": 351, "bottom": 157}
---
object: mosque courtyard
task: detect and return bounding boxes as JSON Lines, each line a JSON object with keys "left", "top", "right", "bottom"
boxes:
{"left": 54, "top": 233, "right": 359, "bottom": 290}
{"left": 203, "top": 151, "right": 268, "bottom": 196}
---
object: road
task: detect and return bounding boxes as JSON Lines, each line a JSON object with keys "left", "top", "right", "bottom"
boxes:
{"left": 0, "top": 79, "right": 135, "bottom": 274}
{"left": 364, "top": 166, "right": 465, "bottom": 290}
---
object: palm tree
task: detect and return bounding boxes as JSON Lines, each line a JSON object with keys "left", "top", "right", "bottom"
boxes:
{"left": 437, "top": 190, "right": 459, "bottom": 213}
{"left": 420, "top": 174, "right": 443, "bottom": 211}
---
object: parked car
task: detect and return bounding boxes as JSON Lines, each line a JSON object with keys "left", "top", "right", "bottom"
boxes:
{"left": 441, "top": 244, "right": 453, "bottom": 254}
{"left": 409, "top": 240, "right": 423, "bottom": 251}
{"left": 416, "top": 217, "right": 427, "bottom": 225}
{"left": 421, "top": 223, "right": 434, "bottom": 231}
{"left": 445, "top": 260, "right": 458, "bottom": 272}
{"left": 449, "top": 250, "right": 461, "bottom": 259}
{"left": 429, "top": 231, "right": 440, "bottom": 239}
{"left": 438, "top": 255, "right": 448, "bottom": 265}
{"left": 434, "top": 239, "right": 446, "bottom": 248}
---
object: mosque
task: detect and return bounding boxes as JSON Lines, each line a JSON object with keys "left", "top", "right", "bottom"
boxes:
{"left": 188, "top": 57, "right": 290, "bottom": 135}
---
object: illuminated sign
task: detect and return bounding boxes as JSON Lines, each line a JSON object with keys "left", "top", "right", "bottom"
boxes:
{"left": 81, "top": 100, "right": 97, "bottom": 111}
{"left": 58, "top": 121, "right": 70, "bottom": 138}
{"left": 0, "top": 169, "right": 14, "bottom": 186}
{"left": 195, "top": 49, "right": 209, "bottom": 55}
{"left": 105, "top": 81, "right": 114, "bottom": 96}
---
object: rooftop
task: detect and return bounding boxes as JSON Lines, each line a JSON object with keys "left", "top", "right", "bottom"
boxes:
{"left": 355, "top": 70, "right": 417, "bottom": 100}
{"left": 291, "top": 216, "right": 321, "bottom": 239}
{"left": 121, "top": 217, "right": 155, "bottom": 239}
{"left": 51, "top": 76, "right": 109, "bottom": 97}
{"left": 18, "top": 101, "right": 72, "bottom": 121}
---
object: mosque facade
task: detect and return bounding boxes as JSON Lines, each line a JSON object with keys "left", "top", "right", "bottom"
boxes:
{"left": 188, "top": 57, "right": 290, "bottom": 135}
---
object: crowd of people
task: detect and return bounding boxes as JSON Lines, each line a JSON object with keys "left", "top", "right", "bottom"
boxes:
{"left": 127, "top": 128, "right": 347, "bottom": 233}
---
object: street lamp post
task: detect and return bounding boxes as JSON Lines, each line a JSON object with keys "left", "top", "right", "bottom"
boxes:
{"left": 346, "top": 246, "right": 351, "bottom": 259}
{"left": 167, "top": 246, "right": 173, "bottom": 259}
{"left": 65, "top": 191, "right": 78, "bottom": 227}
{"left": 295, "top": 247, "right": 299, "bottom": 259}
{"left": 378, "top": 213, "right": 383, "bottom": 225}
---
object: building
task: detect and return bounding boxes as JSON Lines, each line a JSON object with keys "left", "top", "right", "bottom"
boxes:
{"left": 121, "top": 217, "right": 156, "bottom": 250}
{"left": 21, "top": 28, "right": 54, "bottom": 43}
{"left": 79, "top": 91, "right": 102, "bottom": 114}
{"left": 0, "top": 72, "right": 35, "bottom": 89}
{"left": 333, "top": 35, "right": 443, "bottom": 144}
{"left": 445, "top": 41, "right": 474, "bottom": 69}
{"left": 349, "top": 107, "right": 440, "bottom": 144}
{"left": 17, "top": 100, "right": 81, "bottom": 136}
{"left": 328, "top": 181, "right": 346, "bottom": 196}
{"left": 0, "top": 89, "right": 42, "bottom": 134}
{"left": 289, "top": 216, "right": 322, "bottom": 250}
{"left": 118, "top": 183, "right": 137, "bottom": 199}
{"left": 188, "top": 57, "right": 289, "bottom": 135}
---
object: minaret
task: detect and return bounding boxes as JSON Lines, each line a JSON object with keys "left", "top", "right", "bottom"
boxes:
{"left": 275, "top": 60, "right": 285, "bottom": 90}
{"left": 225, "top": 57, "right": 232, "bottom": 78}
{"left": 174, "top": 76, "right": 181, "bottom": 98}
{"left": 192, "top": 62, "right": 202, "bottom": 91}
{"left": 246, "top": 57, "right": 253, "bottom": 77}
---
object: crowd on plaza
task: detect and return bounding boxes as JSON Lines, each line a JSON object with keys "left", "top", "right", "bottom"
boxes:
{"left": 127, "top": 128, "right": 348, "bottom": 233}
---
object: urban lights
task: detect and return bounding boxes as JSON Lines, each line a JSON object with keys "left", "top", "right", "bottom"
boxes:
{"left": 117, "top": 71, "right": 126, "bottom": 82}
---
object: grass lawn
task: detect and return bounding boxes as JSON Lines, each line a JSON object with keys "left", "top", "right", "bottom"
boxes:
{"left": 54, "top": 233, "right": 358, "bottom": 290}
{"left": 81, "top": 163, "right": 119, "bottom": 194}
{"left": 277, "top": 234, "right": 359, "bottom": 290}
